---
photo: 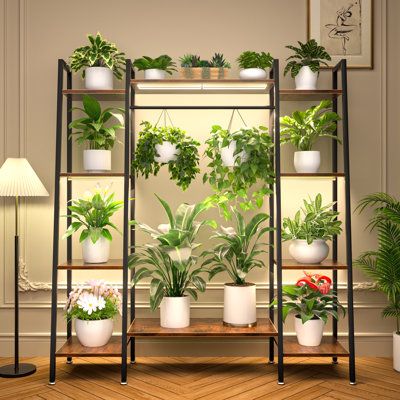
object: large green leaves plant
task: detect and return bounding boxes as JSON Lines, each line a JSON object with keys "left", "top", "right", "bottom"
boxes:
{"left": 133, "top": 55, "right": 177, "bottom": 74}
{"left": 237, "top": 51, "right": 273, "bottom": 69}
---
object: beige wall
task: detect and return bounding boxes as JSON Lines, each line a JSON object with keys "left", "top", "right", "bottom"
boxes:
{"left": 0, "top": 0, "right": 397, "bottom": 357}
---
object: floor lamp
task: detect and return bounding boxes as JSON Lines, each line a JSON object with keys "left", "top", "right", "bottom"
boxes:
{"left": 0, "top": 158, "right": 48, "bottom": 378}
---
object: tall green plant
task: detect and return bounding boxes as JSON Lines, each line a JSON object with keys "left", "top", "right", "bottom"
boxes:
{"left": 133, "top": 55, "right": 177, "bottom": 74}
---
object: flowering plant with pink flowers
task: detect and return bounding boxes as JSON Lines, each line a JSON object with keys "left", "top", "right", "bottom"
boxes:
{"left": 65, "top": 280, "right": 122, "bottom": 321}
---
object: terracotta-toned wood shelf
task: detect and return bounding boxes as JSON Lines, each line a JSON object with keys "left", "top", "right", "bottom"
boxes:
{"left": 60, "top": 172, "right": 125, "bottom": 179}
{"left": 55, "top": 337, "right": 122, "bottom": 357}
{"left": 280, "top": 89, "right": 342, "bottom": 101}
{"left": 62, "top": 89, "right": 126, "bottom": 100}
{"left": 281, "top": 172, "right": 345, "bottom": 178}
{"left": 276, "top": 337, "right": 349, "bottom": 357}
{"left": 275, "top": 259, "right": 347, "bottom": 270}
{"left": 128, "top": 318, "right": 277, "bottom": 337}
{"left": 58, "top": 259, "right": 123, "bottom": 270}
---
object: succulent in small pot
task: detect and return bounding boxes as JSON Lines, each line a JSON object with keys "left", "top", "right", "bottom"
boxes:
{"left": 208, "top": 53, "right": 231, "bottom": 79}
{"left": 65, "top": 280, "right": 122, "bottom": 347}
{"left": 284, "top": 39, "right": 331, "bottom": 90}
{"left": 69, "top": 32, "right": 125, "bottom": 89}
{"left": 237, "top": 51, "right": 273, "bottom": 80}
{"left": 282, "top": 194, "right": 342, "bottom": 264}
{"left": 133, "top": 55, "right": 177, "bottom": 79}
{"left": 280, "top": 100, "right": 341, "bottom": 173}
{"left": 179, "top": 54, "right": 202, "bottom": 79}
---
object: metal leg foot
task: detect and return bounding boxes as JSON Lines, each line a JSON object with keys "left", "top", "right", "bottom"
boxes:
{"left": 121, "top": 381, "right": 127, "bottom": 385}
{"left": 350, "top": 381, "right": 357, "bottom": 385}
{"left": 332, "top": 360, "right": 338, "bottom": 365}
{"left": 130, "top": 360, "right": 136, "bottom": 365}
{"left": 49, "top": 381, "right": 56, "bottom": 385}
{"left": 66, "top": 360, "right": 73, "bottom": 365}
{"left": 278, "top": 381, "right": 285, "bottom": 385}
{"left": 268, "top": 360, "right": 275, "bottom": 364}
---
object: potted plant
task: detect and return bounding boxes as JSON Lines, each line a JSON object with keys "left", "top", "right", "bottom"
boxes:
{"left": 272, "top": 272, "right": 345, "bottom": 346}
{"left": 208, "top": 53, "right": 231, "bottom": 79}
{"left": 63, "top": 186, "right": 123, "bottom": 263}
{"left": 202, "top": 210, "right": 271, "bottom": 327}
{"left": 69, "top": 32, "right": 125, "bottom": 90}
{"left": 133, "top": 55, "right": 177, "bottom": 79}
{"left": 280, "top": 100, "right": 341, "bottom": 173}
{"left": 179, "top": 54, "right": 202, "bottom": 79}
{"left": 129, "top": 195, "right": 216, "bottom": 328}
{"left": 237, "top": 51, "right": 273, "bottom": 80}
{"left": 132, "top": 120, "right": 200, "bottom": 190}
{"left": 355, "top": 193, "right": 400, "bottom": 371}
{"left": 65, "top": 279, "right": 122, "bottom": 347}
{"left": 69, "top": 95, "right": 124, "bottom": 172}
{"left": 284, "top": 39, "right": 331, "bottom": 90}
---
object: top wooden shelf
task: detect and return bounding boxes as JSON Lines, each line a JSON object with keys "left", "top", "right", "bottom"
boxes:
{"left": 62, "top": 89, "right": 126, "bottom": 100}
{"left": 280, "top": 89, "right": 342, "bottom": 101}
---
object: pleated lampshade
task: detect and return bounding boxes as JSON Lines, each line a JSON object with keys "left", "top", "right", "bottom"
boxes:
{"left": 0, "top": 158, "right": 49, "bottom": 197}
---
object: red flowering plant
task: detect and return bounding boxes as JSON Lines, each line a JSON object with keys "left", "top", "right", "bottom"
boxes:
{"left": 271, "top": 272, "right": 345, "bottom": 324}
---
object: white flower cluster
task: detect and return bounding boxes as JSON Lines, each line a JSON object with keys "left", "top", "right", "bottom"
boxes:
{"left": 77, "top": 292, "right": 106, "bottom": 315}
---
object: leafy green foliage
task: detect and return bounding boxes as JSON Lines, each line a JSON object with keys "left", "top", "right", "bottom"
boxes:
{"left": 284, "top": 39, "right": 331, "bottom": 78}
{"left": 280, "top": 100, "right": 341, "bottom": 151}
{"left": 237, "top": 51, "right": 273, "bottom": 70}
{"left": 179, "top": 54, "right": 201, "bottom": 67}
{"left": 68, "top": 95, "right": 124, "bottom": 150}
{"left": 67, "top": 296, "right": 119, "bottom": 321}
{"left": 69, "top": 32, "right": 125, "bottom": 79}
{"left": 202, "top": 210, "right": 271, "bottom": 284}
{"left": 203, "top": 125, "right": 274, "bottom": 218}
{"left": 179, "top": 53, "right": 230, "bottom": 68}
{"left": 133, "top": 55, "right": 177, "bottom": 75}
{"left": 209, "top": 53, "right": 231, "bottom": 68}
{"left": 282, "top": 194, "right": 342, "bottom": 244}
{"left": 131, "top": 121, "right": 200, "bottom": 190}
{"left": 355, "top": 192, "right": 400, "bottom": 334}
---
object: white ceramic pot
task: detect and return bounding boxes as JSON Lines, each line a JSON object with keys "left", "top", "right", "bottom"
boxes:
{"left": 239, "top": 68, "right": 267, "bottom": 80}
{"left": 144, "top": 69, "right": 166, "bottom": 80}
{"left": 160, "top": 296, "right": 190, "bottom": 328}
{"left": 223, "top": 283, "right": 257, "bottom": 327}
{"left": 75, "top": 318, "right": 113, "bottom": 347}
{"left": 394, "top": 332, "right": 400, "bottom": 372}
{"left": 83, "top": 150, "right": 111, "bottom": 172}
{"left": 82, "top": 236, "right": 110, "bottom": 264}
{"left": 220, "top": 141, "right": 249, "bottom": 167}
{"left": 154, "top": 142, "right": 180, "bottom": 163}
{"left": 85, "top": 67, "right": 113, "bottom": 90}
{"left": 295, "top": 66, "right": 318, "bottom": 90}
{"left": 289, "top": 239, "right": 329, "bottom": 264}
{"left": 294, "top": 315, "right": 325, "bottom": 346}
{"left": 294, "top": 151, "right": 321, "bottom": 173}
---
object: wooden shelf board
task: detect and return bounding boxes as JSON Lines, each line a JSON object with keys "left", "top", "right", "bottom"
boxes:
{"left": 280, "top": 89, "right": 342, "bottom": 101}
{"left": 281, "top": 172, "right": 345, "bottom": 178}
{"left": 60, "top": 172, "right": 125, "bottom": 179}
{"left": 62, "top": 89, "right": 126, "bottom": 100}
{"left": 58, "top": 259, "right": 123, "bottom": 270}
{"left": 55, "top": 337, "right": 122, "bottom": 357}
{"left": 128, "top": 318, "right": 277, "bottom": 337}
{"left": 275, "top": 259, "right": 347, "bottom": 270}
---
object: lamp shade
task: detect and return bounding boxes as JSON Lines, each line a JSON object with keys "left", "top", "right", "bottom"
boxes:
{"left": 0, "top": 158, "right": 49, "bottom": 197}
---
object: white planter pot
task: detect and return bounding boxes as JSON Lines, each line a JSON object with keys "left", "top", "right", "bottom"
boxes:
{"left": 239, "top": 68, "right": 267, "bottom": 80}
{"left": 82, "top": 236, "right": 110, "bottom": 264}
{"left": 75, "top": 318, "right": 113, "bottom": 347}
{"left": 220, "top": 141, "right": 249, "bottom": 167}
{"left": 160, "top": 296, "right": 190, "bottom": 328}
{"left": 83, "top": 150, "right": 111, "bottom": 172}
{"left": 294, "top": 151, "right": 321, "bottom": 173}
{"left": 154, "top": 141, "right": 180, "bottom": 163}
{"left": 294, "top": 315, "right": 325, "bottom": 346}
{"left": 144, "top": 69, "right": 167, "bottom": 80}
{"left": 289, "top": 239, "right": 329, "bottom": 264}
{"left": 394, "top": 332, "right": 400, "bottom": 372}
{"left": 223, "top": 283, "right": 257, "bottom": 327}
{"left": 85, "top": 67, "right": 113, "bottom": 90}
{"left": 295, "top": 66, "right": 318, "bottom": 90}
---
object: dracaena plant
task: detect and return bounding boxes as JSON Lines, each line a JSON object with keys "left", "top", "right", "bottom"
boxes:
{"left": 133, "top": 55, "right": 177, "bottom": 74}
{"left": 202, "top": 210, "right": 272, "bottom": 285}
{"left": 284, "top": 39, "right": 331, "bottom": 78}
{"left": 237, "top": 51, "right": 273, "bottom": 70}
{"left": 69, "top": 32, "right": 126, "bottom": 79}
{"left": 69, "top": 95, "right": 124, "bottom": 150}
{"left": 280, "top": 100, "right": 341, "bottom": 151}
{"left": 282, "top": 193, "right": 342, "bottom": 244}
{"left": 128, "top": 195, "right": 216, "bottom": 310}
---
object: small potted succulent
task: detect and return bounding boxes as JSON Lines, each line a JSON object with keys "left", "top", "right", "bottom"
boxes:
{"left": 69, "top": 32, "right": 125, "bottom": 90}
{"left": 133, "top": 55, "right": 177, "bottom": 79}
{"left": 207, "top": 53, "right": 231, "bottom": 79}
{"left": 129, "top": 195, "right": 215, "bottom": 328}
{"left": 179, "top": 54, "right": 202, "bottom": 79}
{"left": 272, "top": 272, "right": 345, "bottom": 346}
{"left": 179, "top": 53, "right": 231, "bottom": 79}
{"left": 69, "top": 95, "right": 124, "bottom": 172}
{"left": 63, "top": 186, "right": 123, "bottom": 263}
{"left": 284, "top": 39, "right": 331, "bottom": 90}
{"left": 282, "top": 194, "right": 342, "bottom": 264}
{"left": 202, "top": 210, "right": 271, "bottom": 327}
{"left": 280, "top": 100, "right": 341, "bottom": 173}
{"left": 237, "top": 51, "right": 273, "bottom": 80}
{"left": 65, "top": 279, "right": 122, "bottom": 347}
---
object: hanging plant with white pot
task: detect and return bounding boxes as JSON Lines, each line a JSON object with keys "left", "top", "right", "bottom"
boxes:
{"left": 65, "top": 279, "right": 122, "bottom": 347}
{"left": 284, "top": 39, "right": 331, "bottom": 90}
{"left": 280, "top": 100, "right": 341, "bottom": 173}
{"left": 133, "top": 55, "right": 177, "bottom": 79}
{"left": 271, "top": 272, "right": 345, "bottom": 346}
{"left": 69, "top": 95, "right": 124, "bottom": 172}
{"left": 282, "top": 193, "right": 342, "bottom": 264}
{"left": 63, "top": 186, "right": 123, "bottom": 264}
{"left": 69, "top": 32, "right": 125, "bottom": 90}
{"left": 129, "top": 195, "right": 216, "bottom": 328}
{"left": 237, "top": 51, "right": 274, "bottom": 80}
{"left": 202, "top": 209, "right": 272, "bottom": 327}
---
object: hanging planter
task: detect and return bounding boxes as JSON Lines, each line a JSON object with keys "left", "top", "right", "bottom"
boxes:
{"left": 220, "top": 140, "right": 248, "bottom": 167}
{"left": 133, "top": 55, "right": 177, "bottom": 80}
{"left": 237, "top": 51, "right": 273, "bottom": 80}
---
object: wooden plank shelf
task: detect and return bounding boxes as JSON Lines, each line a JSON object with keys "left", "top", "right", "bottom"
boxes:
{"left": 128, "top": 318, "right": 277, "bottom": 337}
{"left": 62, "top": 89, "right": 126, "bottom": 100}
{"left": 58, "top": 259, "right": 123, "bottom": 270}
{"left": 281, "top": 172, "right": 345, "bottom": 178}
{"left": 55, "top": 337, "right": 122, "bottom": 357}
{"left": 60, "top": 172, "right": 125, "bottom": 179}
{"left": 275, "top": 259, "right": 347, "bottom": 270}
{"left": 280, "top": 89, "right": 342, "bottom": 101}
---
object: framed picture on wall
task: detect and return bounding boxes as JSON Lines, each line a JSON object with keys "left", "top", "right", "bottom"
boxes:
{"left": 308, "top": 0, "right": 373, "bottom": 69}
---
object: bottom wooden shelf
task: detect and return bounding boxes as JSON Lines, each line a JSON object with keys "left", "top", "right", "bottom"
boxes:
{"left": 55, "top": 337, "right": 122, "bottom": 357}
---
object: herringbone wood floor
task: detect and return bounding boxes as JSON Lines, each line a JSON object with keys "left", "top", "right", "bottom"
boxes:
{"left": 0, "top": 356, "right": 398, "bottom": 399}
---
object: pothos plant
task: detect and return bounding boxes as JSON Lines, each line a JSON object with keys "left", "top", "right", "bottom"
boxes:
{"left": 132, "top": 121, "right": 200, "bottom": 190}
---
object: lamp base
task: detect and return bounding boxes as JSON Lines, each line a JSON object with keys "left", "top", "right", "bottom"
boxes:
{"left": 0, "top": 363, "right": 36, "bottom": 378}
